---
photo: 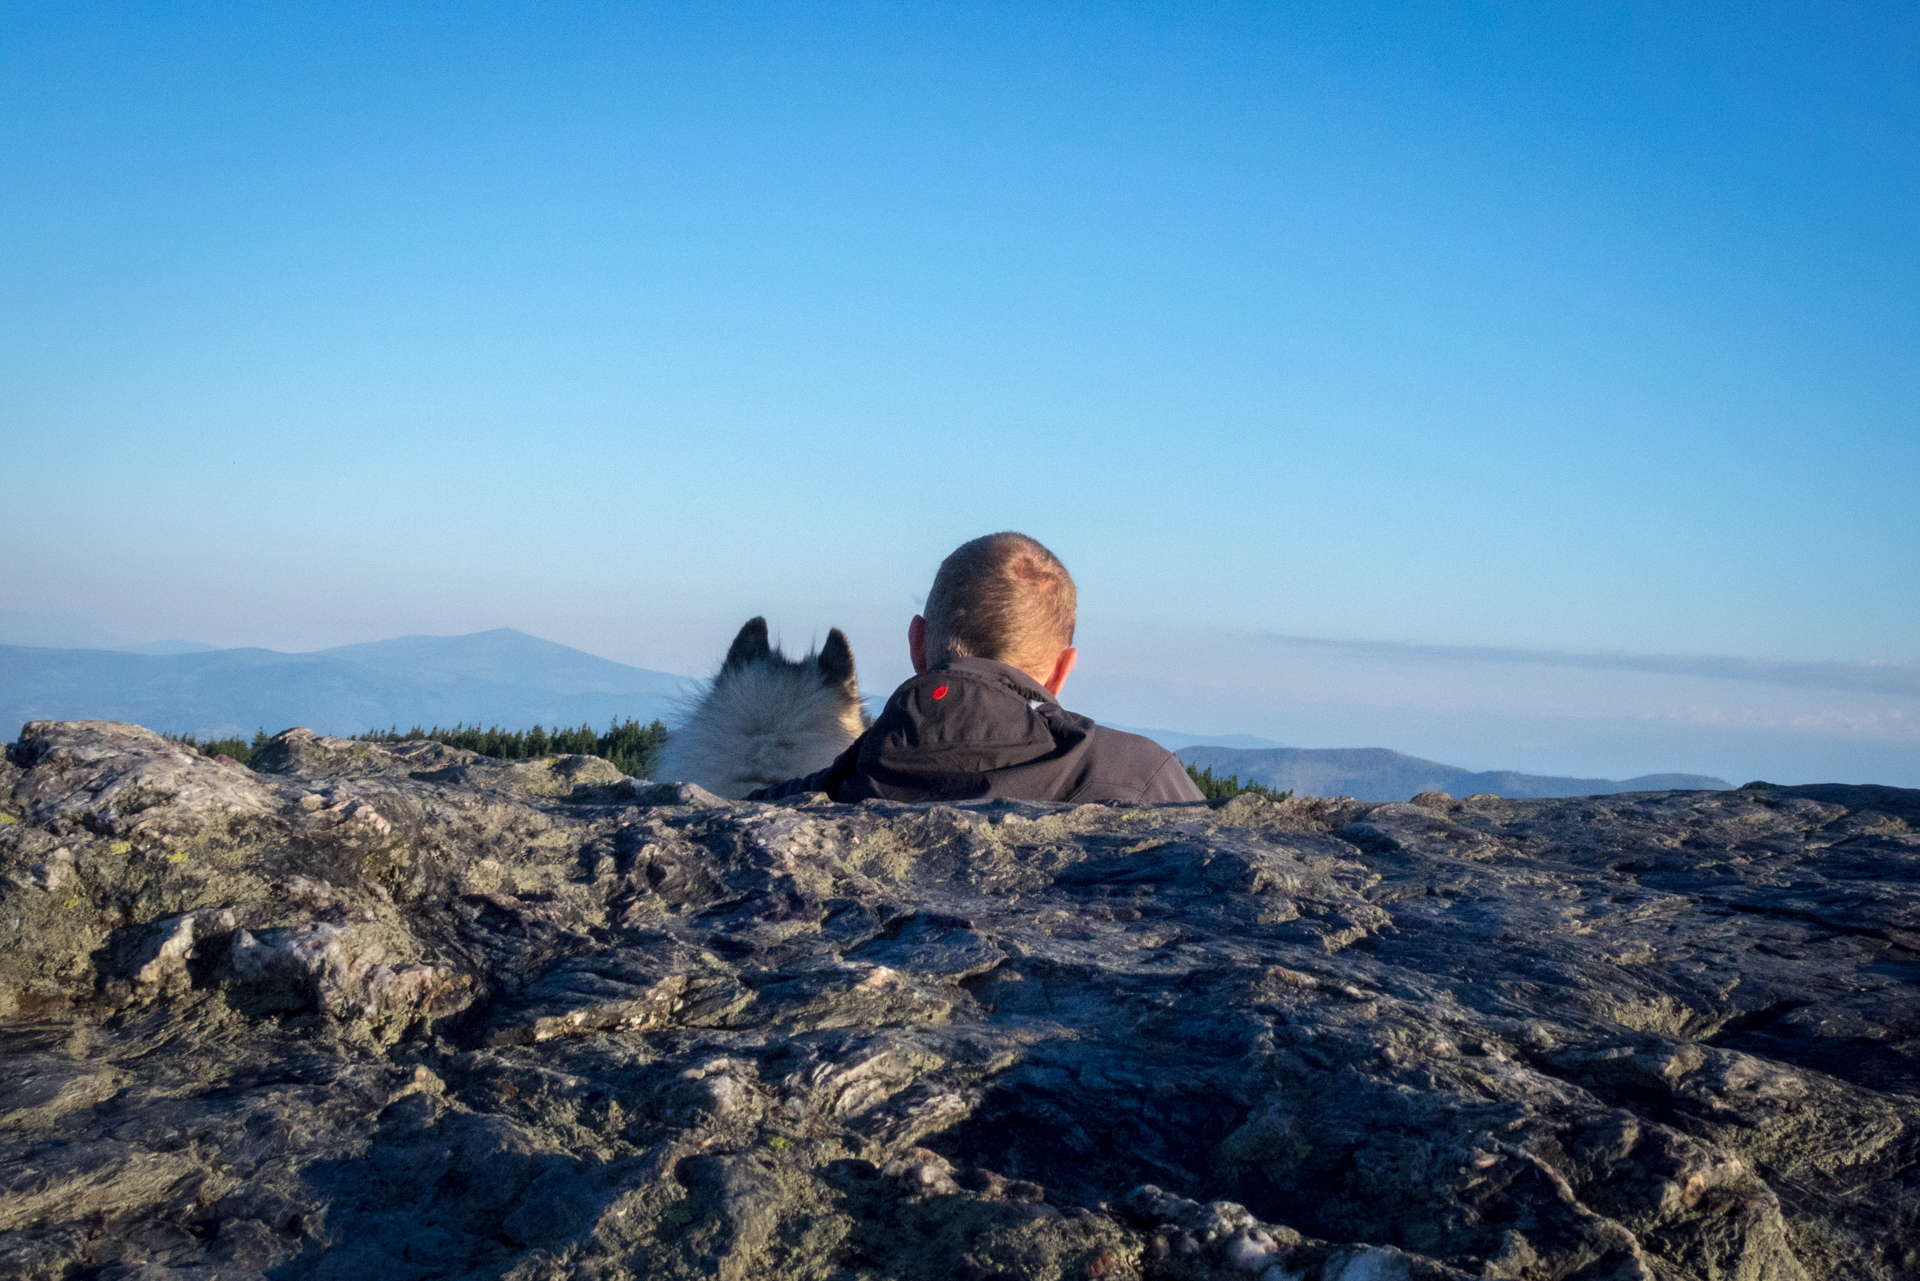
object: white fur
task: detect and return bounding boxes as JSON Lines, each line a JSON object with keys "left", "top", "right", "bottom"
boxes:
{"left": 658, "top": 657, "right": 866, "bottom": 799}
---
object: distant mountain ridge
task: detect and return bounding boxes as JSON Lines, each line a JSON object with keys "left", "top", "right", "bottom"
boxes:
{"left": 0, "top": 630, "right": 694, "bottom": 741}
{"left": 2, "top": 631, "right": 1729, "bottom": 799}
{"left": 1174, "top": 744, "right": 1729, "bottom": 802}
{"left": 314, "top": 630, "right": 689, "bottom": 698}
{"left": 1109, "top": 725, "right": 1285, "bottom": 752}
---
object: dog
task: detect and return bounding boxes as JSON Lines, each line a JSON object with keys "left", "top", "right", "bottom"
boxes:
{"left": 656, "top": 617, "right": 868, "bottom": 798}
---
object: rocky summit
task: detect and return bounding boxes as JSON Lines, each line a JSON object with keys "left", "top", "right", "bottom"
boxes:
{"left": 3, "top": 722, "right": 1919, "bottom": 1281}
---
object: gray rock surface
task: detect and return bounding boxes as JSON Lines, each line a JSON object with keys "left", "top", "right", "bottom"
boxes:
{"left": 3, "top": 720, "right": 1918, "bottom": 1280}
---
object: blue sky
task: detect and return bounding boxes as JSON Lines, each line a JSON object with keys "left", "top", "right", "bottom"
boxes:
{"left": 4, "top": 2, "right": 1916, "bottom": 783}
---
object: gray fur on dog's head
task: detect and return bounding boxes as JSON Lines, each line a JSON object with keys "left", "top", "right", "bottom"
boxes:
{"left": 658, "top": 617, "right": 867, "bottom": 798}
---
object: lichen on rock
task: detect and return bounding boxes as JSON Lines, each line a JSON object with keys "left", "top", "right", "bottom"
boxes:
{"left": 2, "top": 719, "right": 1918, "bottom": 1278}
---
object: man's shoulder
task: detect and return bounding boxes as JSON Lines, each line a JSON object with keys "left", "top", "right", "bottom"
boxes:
{"left": 1083, "top": 722, "right": 1173, "bottom": 759}
{"left": 1071, "top": 722, "right": 1205, "bottom": 803}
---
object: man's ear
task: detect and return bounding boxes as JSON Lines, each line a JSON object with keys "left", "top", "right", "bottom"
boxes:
{"left": 725, "top": 617, "right": 771, "bottom": 670}
{"left": 908, "top": 615, "right": 930, "bottom": 675}
{"left": 1041, "top": 647, "right": 1077, "bottom": 698}
{"left": 818, "top": 628, "right": 856, "bottom": 687}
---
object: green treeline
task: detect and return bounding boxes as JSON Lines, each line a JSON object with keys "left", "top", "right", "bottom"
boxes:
{"left": 1185, "top": 762, "right": 1294, "bottom": 804}
{"left": 356, "top": 719, "right": 669, "bottom": 780}
{"left": 167, "top": 730, "right": 270, "bottom": 766}
{"left": 166, "top": 719, "right": 669, "bottom": 777}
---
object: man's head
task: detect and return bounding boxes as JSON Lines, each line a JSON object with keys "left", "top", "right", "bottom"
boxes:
{"left": 908, "top": 532, "right": 1079, "bottom": 696}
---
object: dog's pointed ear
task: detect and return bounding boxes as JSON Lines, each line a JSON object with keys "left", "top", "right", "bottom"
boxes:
{"left": 724, "top": 617, "right": 772, "bottom": 670}
{"left": 818, "top": 628, "right": 856, "bottom": 686}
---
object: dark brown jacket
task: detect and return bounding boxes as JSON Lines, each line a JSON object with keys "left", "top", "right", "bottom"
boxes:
{"left": 748, "top": 657, "right": 1204, "bottom": 805}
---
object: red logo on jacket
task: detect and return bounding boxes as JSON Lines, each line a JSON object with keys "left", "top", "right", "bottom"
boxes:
{"left": 931, "top": 685, "right": 949, "bottom": 700}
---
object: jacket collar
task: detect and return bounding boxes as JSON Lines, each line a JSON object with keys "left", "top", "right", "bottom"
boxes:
{"left": 929, "top": 656, "right": 1058, "bottom": 706}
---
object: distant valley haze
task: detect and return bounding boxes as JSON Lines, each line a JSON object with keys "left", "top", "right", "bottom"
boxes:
{"left": 0, "top": 629, "right": 694, "bottom": 749}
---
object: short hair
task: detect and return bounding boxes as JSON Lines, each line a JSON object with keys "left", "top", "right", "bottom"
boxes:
{"left": 923, "top": 532, "right": 1077, "bottom": 672}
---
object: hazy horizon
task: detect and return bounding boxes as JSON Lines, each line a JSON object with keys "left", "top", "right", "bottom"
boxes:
{"left": 5, "top": 619, "right": 1913, "bottom": 790}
